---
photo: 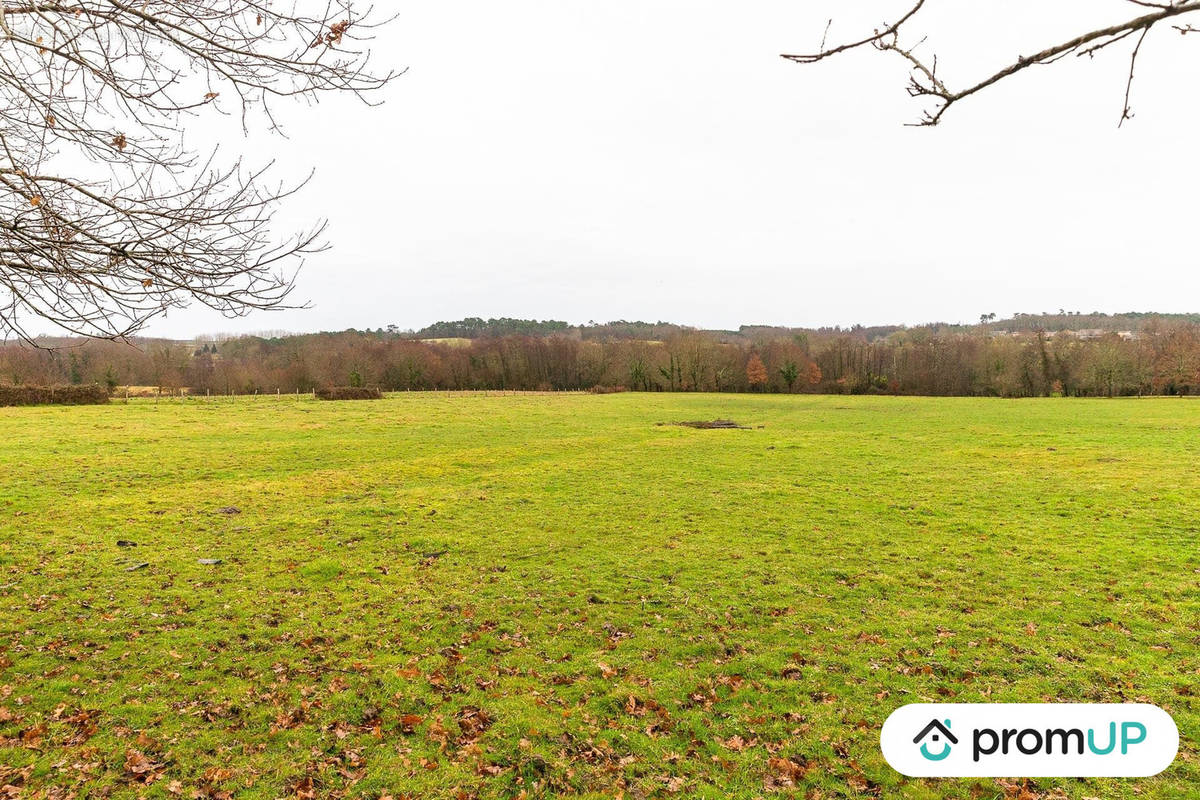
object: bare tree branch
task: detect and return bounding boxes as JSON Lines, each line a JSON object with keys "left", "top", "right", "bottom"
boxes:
{"left": 0, "top": 1, "right": 398, "bottom": 342}
{"left": 1120, "top": 26, "right": 1153, "bottom": 126}
{"left": 783, "top": 1, "right": 1200, "bottom": 126}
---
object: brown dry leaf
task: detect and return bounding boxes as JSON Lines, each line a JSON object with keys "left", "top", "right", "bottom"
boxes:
{"left": 427, "top": 715, "right": 449, "bottom": 745}
{"left": 456, "top": 706, "right": 493, "bottom": 742}
{"left": 1025, "top": 622, "right": 1039, "bottom": 636}
{"left": 20, "top": 722, "right": 47, "bottom": 746}
{"left": 719, "top": 674, "right": 745, "bottom": 691}
{"left": 123, "top": 749, "right": 163, "bottom": 783}
{"left": 272, "top": 704, "right": 307, "bottom": 731}
{"left": 328, "top": 20, "right": 350, "bottom": 45}
{"left": 722, "top": 734, "right": 748, "bottom": 752}
{"left": 289, "top": 776, "right": 317, "bottom": 799}
{"left": 764, "top": 756, "right": 808, "bottom": 792}
{"left": 29, "top": 196, "right": 42, "bottom": 208}
{"left": 997, "top": 778, "right": 1040, "bottom": 800}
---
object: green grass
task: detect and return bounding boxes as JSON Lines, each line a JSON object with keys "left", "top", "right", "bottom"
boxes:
{"left": 0, "top": 393, "right": 1197, "bottom": 799}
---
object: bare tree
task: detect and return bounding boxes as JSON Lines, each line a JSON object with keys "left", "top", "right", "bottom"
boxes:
{"left": 783, "top": 1, "right": 1200, "bottom": 126}
{"left": 0, "top": 2, "right": 395, "bottom": 341}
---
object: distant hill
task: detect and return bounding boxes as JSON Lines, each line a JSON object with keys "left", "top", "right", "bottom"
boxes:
{"left": 409, "top": 318, "right": 691, "bottom": 341}
{"left": 404, "top": 312, "right": 1200, "bottom": 343}
{"left": 988, "top": 312, "right": 1200, "bottom": 333}
{"left": 413, "top": 317, "right": 572, "bottom": 339}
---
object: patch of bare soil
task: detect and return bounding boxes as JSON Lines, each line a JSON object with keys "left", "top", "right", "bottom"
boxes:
{"left": 658, "top": 419, "right": 750, "bottom": 430}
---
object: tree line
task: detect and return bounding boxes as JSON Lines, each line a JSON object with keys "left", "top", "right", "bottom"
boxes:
{"left": 5, "top": 317, "right": 1200, "bottom": 397}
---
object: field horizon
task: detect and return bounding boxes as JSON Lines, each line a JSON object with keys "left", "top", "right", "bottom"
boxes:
{"left": 1, "top": 393, "right": 1196, "bottom": 798}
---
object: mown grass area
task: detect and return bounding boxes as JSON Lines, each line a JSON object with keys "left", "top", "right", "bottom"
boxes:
{"left": 0, "top": 393, "right": 1197, "bottom": 799}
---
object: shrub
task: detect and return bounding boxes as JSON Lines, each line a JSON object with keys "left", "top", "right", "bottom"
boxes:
{"left": 0, "top": 384, "right": 110, "bottom": 406}
{"left": 588, "top": 385, "right": 628, "bottom": 394}
{"left": 315, "top": 386, "right": 383, "bottom": 401}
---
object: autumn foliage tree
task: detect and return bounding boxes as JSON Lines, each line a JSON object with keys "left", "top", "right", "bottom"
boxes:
{"left": 0, "top": 2, "right": 395, "bottom": 341}
{"left": 806, "top": 360, "right": 823, "bottom": 387}
{"left": 746, "top": 353, "right": 768, "bottom": 390}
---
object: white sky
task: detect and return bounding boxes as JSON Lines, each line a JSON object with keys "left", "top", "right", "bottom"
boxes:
{"left": 141, "top": 1, "right": 1200, "bottom": 338}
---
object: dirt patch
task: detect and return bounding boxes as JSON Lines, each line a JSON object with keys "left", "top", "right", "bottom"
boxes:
{"left": 658, "top": 419, "right": 749, "bottom": 430}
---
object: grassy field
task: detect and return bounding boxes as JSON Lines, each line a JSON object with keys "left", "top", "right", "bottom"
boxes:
{"left": 0, "top": 393, "right": 1197, "bottom": 799}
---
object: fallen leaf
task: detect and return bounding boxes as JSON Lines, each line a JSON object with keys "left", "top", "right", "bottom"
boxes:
{"left": 123, "top": 749, "right": 163, "bottom": 783}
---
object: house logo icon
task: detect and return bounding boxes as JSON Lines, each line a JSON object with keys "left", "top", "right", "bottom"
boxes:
{"left": 913, "top": 718, "right": 958, "bottom": 761}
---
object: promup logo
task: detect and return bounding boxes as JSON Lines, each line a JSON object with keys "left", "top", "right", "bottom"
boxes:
{"left": 881, "top": 704, "right": 1178, "bottom": 777}
{"left": 913, "top": 719, "right": 957, "bottom": 761}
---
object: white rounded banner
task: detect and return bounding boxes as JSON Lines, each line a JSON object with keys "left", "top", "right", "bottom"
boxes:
{"left": 880, "top": 703, "right": 1179, "bottom": 777}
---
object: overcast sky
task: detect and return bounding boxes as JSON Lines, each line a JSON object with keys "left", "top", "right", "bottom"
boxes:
{"left": 143, "top": 1, "right": 1199, "bottom": 338}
